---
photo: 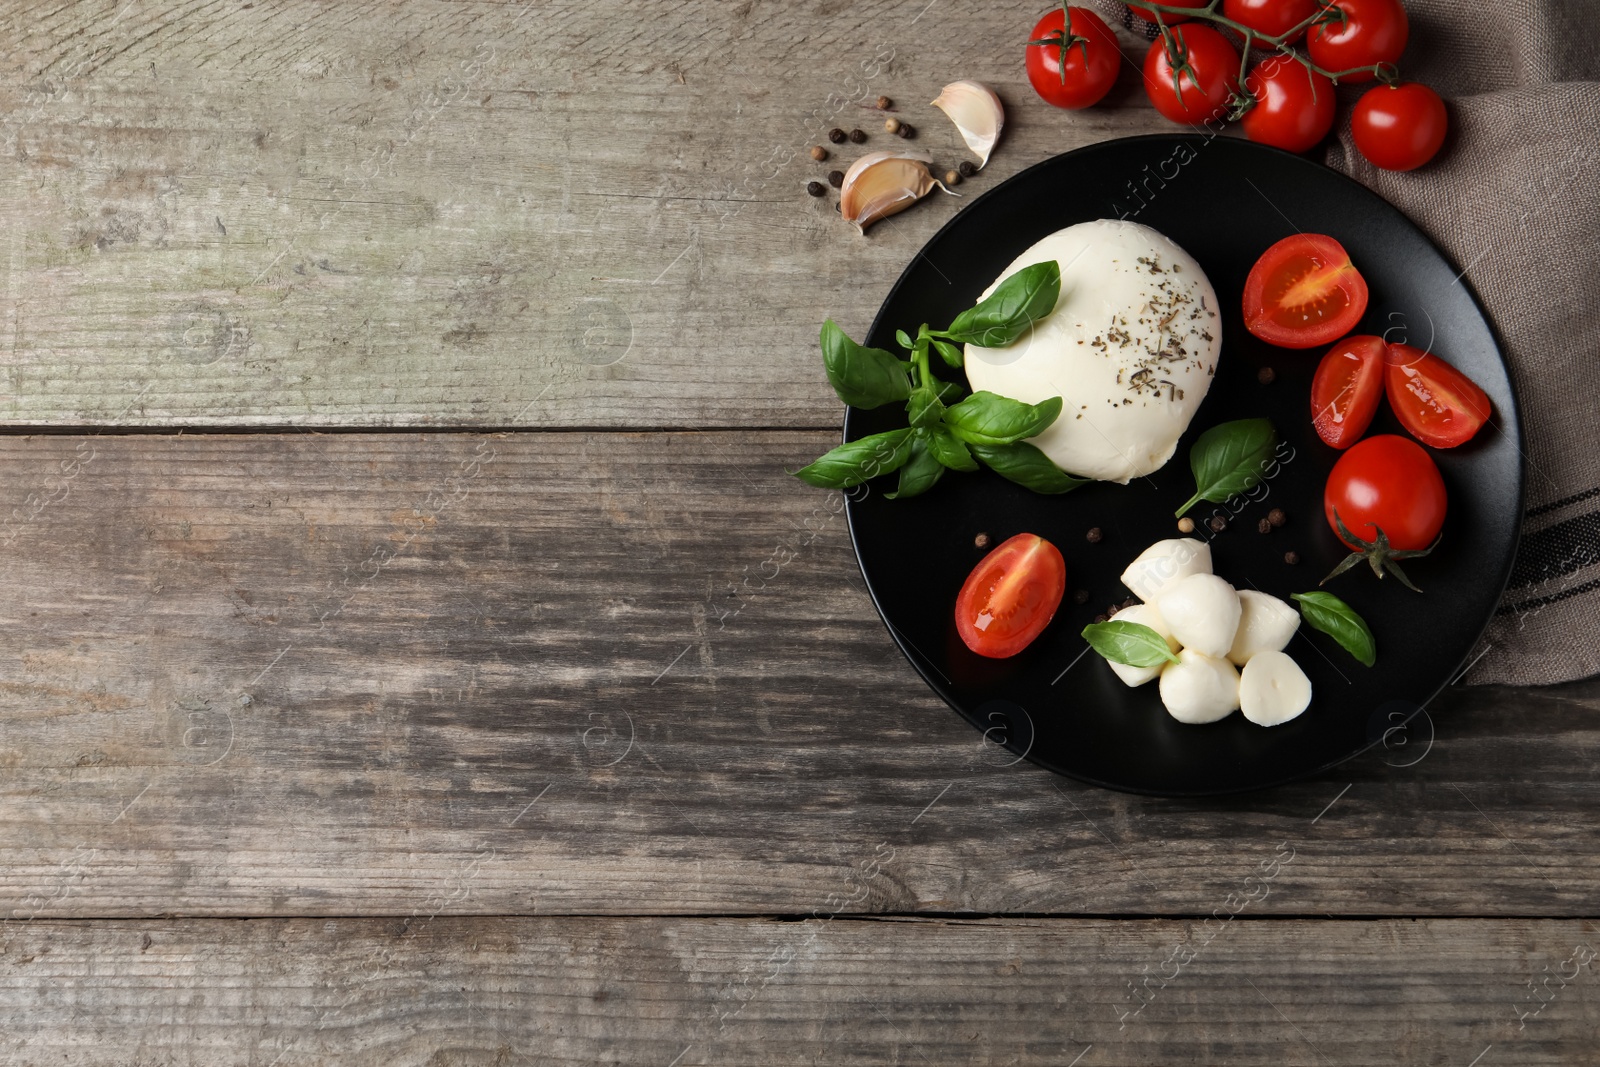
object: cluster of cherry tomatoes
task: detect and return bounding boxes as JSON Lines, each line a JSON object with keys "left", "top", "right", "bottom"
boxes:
{"left": 1241, "top": 232, "right": 1491, "bottom": 578}
{"left": 1026, "top": 0, "right": 1449, "bottom": 171}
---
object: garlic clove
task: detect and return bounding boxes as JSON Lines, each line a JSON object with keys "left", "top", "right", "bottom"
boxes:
{"left": 931, "top": 80, "right": 1005, "bottom": 170}
{"left": 838, "top": 150, "right": 954, "bottom": 233}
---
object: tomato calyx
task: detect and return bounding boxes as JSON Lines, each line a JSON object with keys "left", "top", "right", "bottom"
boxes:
{"left": 1321, "top": 509, "right": 1439, "bottom": 592}
{"left": 1027, "top": 25, "right": 1093, "bottom": 87}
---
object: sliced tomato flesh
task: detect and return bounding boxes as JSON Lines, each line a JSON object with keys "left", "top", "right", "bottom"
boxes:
{"left": 1311, "top": 335, "right": 1385, "bottom": 449}
{"left": 954, "top": 533, "right": 1066, "bottom": 659}
{"left": 1384, "top": 343, "right": 1492, "bottom": 448}
{"left": 1242, "top": 233, "right": 1370, "bottom": 349}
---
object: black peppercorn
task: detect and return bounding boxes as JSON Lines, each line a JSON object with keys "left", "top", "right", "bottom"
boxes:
{"left": 1284, "top": 550, "right": 1300, "bottom": 565}
{"left": 1073, "top": 589, "right": 1089, "bottom": 604}
{"left": 958, "top": 160, "right": 977, "bottom": 177}
{"left": 848, "top": 128, "right": 867, "bottom": 143}
{"left": 1209, "top": 515, "right": 1227, "bottom": 532}
{"left": 1268, "top": 507, "right": 1287, "bottom": 527}
{"left": 827, "top": 170, "right": 844, "bottom": 188}
{"left": 895, "top": 122, "right": 915, "bottom": 138}
{"left": 1258, "top": 366, "right": 1276, "bottom": 384}
{"left": 806, "top": 181, "right": 825, "bottom": 197}
{"left": 1086, "top": 527, "right": 1103, "bottom": 543}
{"left": 1258, "top": 517, "right": 1273, "bottom": 534}
{"left": 828, "top": 128, "right": 847, "bottom": 144}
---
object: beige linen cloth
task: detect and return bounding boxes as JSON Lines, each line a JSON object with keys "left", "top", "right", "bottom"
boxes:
{"left": 1093, "top": 0, "right": 1600, "bottom": 684}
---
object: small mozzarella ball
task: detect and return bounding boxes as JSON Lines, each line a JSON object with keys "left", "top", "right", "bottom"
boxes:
{"left": 1155, "top": 573, "right": 1240, "bottom": 658}
{"left": 1104, "top": 603, "right": 1179, "bottom": 688}
{"left": 1159, "top": 649, "right": 1241, "bottom": 724}
{"left": 1239, "top": 650, "right": 1312, "bottom": 726}
{"left": 1120, "top": 538, "right": 1212, "bottom": 603}
{"left": 1227, "top": 589, "right": 1301, "bottom": 666}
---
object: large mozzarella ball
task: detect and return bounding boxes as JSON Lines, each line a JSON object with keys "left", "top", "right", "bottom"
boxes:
{"left": 1239, "top": 650, "right": 1312, "bottom": 726}
{"left": 1120, "top": 538, "right": 1212, "bottom": 603}
{"left": 962, "top": 220, "right": 1222, "bottom": 484}
{"left": 1159, "top": 649, "right": 1241, "bottom": 724}
{"left": 1104, "top": 602, "right": 1179, "bottom": 688}
{"left": 1155, "top": 573, "right": 1241, "bottom": 658}
{"left": 1227, "top": 589, "right": 1301, "bottom": 666}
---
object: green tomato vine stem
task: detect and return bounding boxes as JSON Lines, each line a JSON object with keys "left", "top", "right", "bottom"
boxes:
{"left": 1139, "top": 0, "right": 1400, "bottom": 119}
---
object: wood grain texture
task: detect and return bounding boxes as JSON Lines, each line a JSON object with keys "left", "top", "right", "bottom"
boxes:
{"left": 0, "top": 430, "right": 1592, "bottom": 919}
{"left": 0, "top": 0, "right": 1174, "bottom": 429}
{"left": 1, "top": 916, "right": 1596, "bottom": 1065}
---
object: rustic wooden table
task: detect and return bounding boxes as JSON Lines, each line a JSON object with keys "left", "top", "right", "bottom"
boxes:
{"left": 1, "top": 2, "right": 1594, "bottom": 1063}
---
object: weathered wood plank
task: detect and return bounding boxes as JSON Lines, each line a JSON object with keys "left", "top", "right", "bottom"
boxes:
{"left": 0, "top": 430, "right": 1591, "bottom": 919}
{"left": 0, "top": 0, "right": 1173, "bottom": 429}
{"left": 1, "top": 916, "right": 1595, "bottom": 1064}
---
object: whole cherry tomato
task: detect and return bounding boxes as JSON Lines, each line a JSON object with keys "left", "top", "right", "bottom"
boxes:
{"left": 1142, "top": 24, "right": 1242, "bottom": 125}
{"left": 1223, "top": 0, "right": 1321, "bottom": 42}
{"left": 954, "top": 533, "right": 1067, "bottom": 658}
{"left": 1128, "top": 0, "right": 1208, "bottom": 24}
{"left": 1026, "top": 6, "right": 1122, "bottom": 110}
{"left": 1384, "top": 342, "right": 1491, "bottom": 447}
{"left": 1240, "top": 57, "right": 1336, "bottom": 153}
{"left": 1351, "top": 82, "right": 1448, "bottom": 171}
{"left": 1324, "top": 434, "right": 1446, "bottom": 552}
{"left": 1311, "top": 335, "right": 1386, "bottom": 449}
{"left": 1306, "top": 0, "right": 1408, "bottom": 82}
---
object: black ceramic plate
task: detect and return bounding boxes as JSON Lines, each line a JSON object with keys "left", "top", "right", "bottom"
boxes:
{"left": 844, "top": 134, "right": 1522, "bottom": 796}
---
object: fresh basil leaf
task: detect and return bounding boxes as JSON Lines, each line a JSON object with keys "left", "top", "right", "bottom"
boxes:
{"left": 971, "top": 441, "right": 1086, "bottom": 494}
{"left": 885, "top": 435, "right": 944, "bottom": 499}
{"left": 1175, "top": 418, "right": 1279, "bottom": 518}
{"left": 1290, "top": 591, "right": 1376, "bottom": 667}
{"left": 1081, "top": 620, "right": 1181, "bottom": 667}
{"left": 932, "top": 338, "right": 964, "bottom": 368}
{"left": 895, "top": 328, "right": 913, "bottom": 351}
{"left": 932, "top": 378, "right": 967, "bottom": 405}
{"left": 942, "top": 261, "right": 1061, "bottom": 348}
{"left": 820, "top": 319, "right": 912, "bottom": 410}
{"left": 907, "top": 386, "right": 946, "bottom": 430}
{"left": 943, "top": 392, "right": 1063, "bottom": 447}
{"left": 792, "top": 428, "right": 914, "bottom": 489}
{"left": 927, "top": 426, "right": 979, "bottom": 472}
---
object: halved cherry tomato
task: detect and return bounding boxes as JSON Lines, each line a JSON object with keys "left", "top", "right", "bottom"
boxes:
{"left": 1311, "top": 335, "right": 1385, "bottom": 449}
{"left": 1241, "top": 233, "right": 1370, "bottom": 349}
{"left": 1142, "top": 24, "right": 1241, "bottom": 125}
{"left": 1384, "top": 343, "right": 1492, "bottom": 448}
{"left": 1325, "top": 434, "right": 1446, "bottom": 551}
{"left": 954, "top": 533, "right": 1066, "bottom": 659}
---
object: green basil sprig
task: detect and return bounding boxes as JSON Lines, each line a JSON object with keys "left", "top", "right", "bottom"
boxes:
{"left": 1290, "top": 591, "right": 1376, "bottom": 667}
{"left": 1081, "top": 620, "right": 1181, "bottom": 667}
{"left": 796, "top": 260, "right": 1085, "bottom": 501}
{"left": 942, "top": 261, "right": 1062, "bottom": 349}
{"left": 1175, "top": 418, "right": 1279, "bottom": 518}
